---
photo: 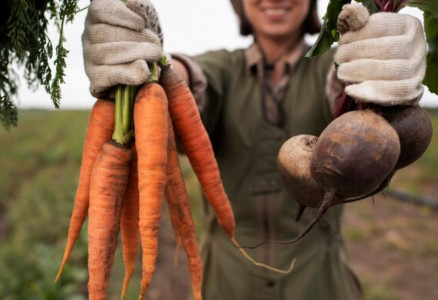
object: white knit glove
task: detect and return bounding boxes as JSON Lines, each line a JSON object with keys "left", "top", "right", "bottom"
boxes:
{"left": 334, "top": 4, "right": 427, "bottom": 106}
{"left": 83, "top": 0, "right": 163, "bottom": 98}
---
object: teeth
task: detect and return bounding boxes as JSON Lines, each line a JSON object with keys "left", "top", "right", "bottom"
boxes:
{"left": 265, "top": 8, "right": 287, "bottom": 15}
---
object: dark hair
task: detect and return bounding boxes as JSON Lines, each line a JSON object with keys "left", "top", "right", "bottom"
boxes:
{"left": 230, "top": 0, "right": 321, "bottom": 37}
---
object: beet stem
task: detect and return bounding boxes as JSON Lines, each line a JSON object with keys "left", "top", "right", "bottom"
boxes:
{"left": 395, "top": 0, "right": 409, "bottom": 12}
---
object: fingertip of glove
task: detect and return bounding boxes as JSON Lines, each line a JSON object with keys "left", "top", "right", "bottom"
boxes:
{"left": 88, "top": 0, "right": 145, "bottom": 31}
{"left": 337, "top": 3, "right": 370, "bottom": 34}
{"left": 90, "top": 86, "right": 109, "bottom": 99}
{"left": 126, "top": 0, "right": 144, "bottom": 11}
{"left": 117, "top": 60, "right": 151, "bottom": 86}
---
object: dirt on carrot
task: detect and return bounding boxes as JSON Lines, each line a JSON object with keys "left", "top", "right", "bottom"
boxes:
{"left": 87, "top": 141, "right": 132, "bottom": 300}
{"left": 159, "top": 64, "right": 235, "bottom": 238}
{"left": 134, "top": 82, "right": 169, "bottom": 299}
{"left": 165, "top": 114, "right": 203, "bottom": 300}
{"left": 120, "top": 143, "right": 140, "bottom": 300}
{"left": 56, "top": 99, "right": 115, "bottom": 282}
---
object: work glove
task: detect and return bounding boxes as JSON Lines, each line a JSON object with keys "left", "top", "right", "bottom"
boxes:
{"left": 334, "top": 3, "right": 427, "bottom": 106}
{"left": 83, "top": 0, "right": 163, "bottom": 98}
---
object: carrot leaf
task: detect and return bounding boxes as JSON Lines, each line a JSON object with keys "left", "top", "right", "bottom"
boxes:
{"left": 0, "top": 0, "right": 80, "bottom": 129}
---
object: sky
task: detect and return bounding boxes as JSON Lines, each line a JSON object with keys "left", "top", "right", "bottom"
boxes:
{"left": 16, "top": 0, "right": 438, "bottom": 109}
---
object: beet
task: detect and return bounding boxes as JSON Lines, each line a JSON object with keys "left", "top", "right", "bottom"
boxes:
{"left": 311, "top": 110, "right": 400, "bottom": 198}
{"left": 283, "top": 110, "right": 400, "bottom": 243}
{"left": 383, "top": 105, "right": 433, "bottom": 170}
{"left": 346, "top": 105, "right": 433, "bottom": 203}
{"left": 278, "top": 135, "right": 326, "bottom": 207}
{"left": 278, "top": 135, "right": 343, "bottom": 221}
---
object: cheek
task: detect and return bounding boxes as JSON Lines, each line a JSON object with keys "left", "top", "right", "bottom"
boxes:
{"left": 291, "top": 10, "right": 308, "bottom": 27}
{"left": 288, "top": 2, "right": 310, "bottom": 28}
{"left": 242, "top": 0, "right": 259, "bottom": 23}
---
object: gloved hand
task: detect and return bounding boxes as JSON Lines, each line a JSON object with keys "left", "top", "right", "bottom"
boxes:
{"left": 83, "top": 0, "right": 163, "bottom": 98}
{"left": 334, "top": 3, "right": 427, "bottom": 106}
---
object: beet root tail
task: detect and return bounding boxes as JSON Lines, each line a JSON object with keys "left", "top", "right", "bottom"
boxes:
{"left": 295, "top": 204, "right": 307, "bottom": 222}
{"left": 291, "top": 190, "right": 335, "bottom": 243}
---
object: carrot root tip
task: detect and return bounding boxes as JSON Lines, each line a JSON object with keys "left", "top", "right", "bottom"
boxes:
{"left": 230, "top": 237, "right": 296, "bottom": 274}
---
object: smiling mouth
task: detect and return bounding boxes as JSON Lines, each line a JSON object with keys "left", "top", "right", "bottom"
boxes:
{"left": 264, "top": 8, "right": 290, "bottom": 17}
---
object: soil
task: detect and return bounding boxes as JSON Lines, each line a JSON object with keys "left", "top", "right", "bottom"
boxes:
{"left": 343, "top": 191, "right": 438, "bottom": 300}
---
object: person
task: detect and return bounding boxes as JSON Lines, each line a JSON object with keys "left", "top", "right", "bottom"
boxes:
{"left": 82, "top": 0, "right": 426, "bottom": 299}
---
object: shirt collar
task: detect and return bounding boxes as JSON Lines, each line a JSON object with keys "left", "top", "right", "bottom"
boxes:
{"left": 244, "top": 40, "right": 309, "bottom": 73}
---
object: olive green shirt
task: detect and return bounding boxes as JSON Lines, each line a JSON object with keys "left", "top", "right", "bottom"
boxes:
{"left": 179, "top": 44, "right": 362, "bottom": 300}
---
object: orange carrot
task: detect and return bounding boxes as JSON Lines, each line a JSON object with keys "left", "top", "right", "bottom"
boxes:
{"left": 56, "top": 99, "right": 115, "bottom": 282}
{"left": 120, "top": 143, "right": 140, "bottom": 300}
{"left": 87, "top": 141, "right": 131, "bottom": 300}
{"left": 159, "top": 65, "right": 235, "bottom": 238}
{"left": 159, "top": 62, "right": 295, "bottom": 275}
{"left": 165, "top": 114, "right": 203, "bottom": 300}
{"left": 134, "top": 82, "right": 168, "bottom": 299}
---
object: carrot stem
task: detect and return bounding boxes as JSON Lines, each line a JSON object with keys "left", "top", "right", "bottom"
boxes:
{"left": 158, "top": 54, "right": 169, "bottom": 67}
{"left": 122, "top": 86, "right": 130, "bottom": 134}
{"left": 113, "top": 85, "right": 136, "bottom": 145}
{"left": 148, "top": 62, "right": 159, "bottom": 83}
{"left": 113, "top": 87, "right": 123, "bottom": 144}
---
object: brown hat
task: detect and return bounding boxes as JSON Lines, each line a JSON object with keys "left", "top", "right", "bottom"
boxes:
{"left": 230, "top": 0, "right": 321, "bottom": 37}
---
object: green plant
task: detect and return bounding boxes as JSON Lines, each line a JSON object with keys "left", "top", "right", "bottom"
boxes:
{"left": 0, "top": 0, "right": 80, "bottom": 129}
{"left": 307, "top": 0, "right": 438, "bottom": 96}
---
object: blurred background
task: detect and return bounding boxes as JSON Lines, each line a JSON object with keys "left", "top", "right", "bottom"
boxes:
{"left": 1, "top": 1, "right": 437, "bottom": 299}
{"left": 15, "top": 0, "right": 438, "bottom": 110}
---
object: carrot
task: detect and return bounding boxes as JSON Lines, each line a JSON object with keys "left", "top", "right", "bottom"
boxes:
{"left": 165, "top": 114, "right": 203, "bottom": 300}
{"left": 134, "top": 82, "right": 168, "bottom": 299}
{"left": 159, "top": 64, "right": 235, "bottom": 238}
{"left": 87, "top": 141, "right": 131, "bottom": 300}
{"left": 55, "top": 99, "right": 115, "bottom": 282}
{"left": 120, "top": 143, "right": 140, "bottom": 300}
{"left": 159, "top": 60, "right": 295, "bottom": 275}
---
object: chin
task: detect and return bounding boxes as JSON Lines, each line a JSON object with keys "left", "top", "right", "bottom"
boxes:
{"left": 264, "top": 29, "right": 299, "bottom": 39}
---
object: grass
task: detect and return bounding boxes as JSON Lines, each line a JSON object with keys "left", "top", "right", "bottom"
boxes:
{"left": 0, "top": 110, "right": 90, "bottom": 300}
{"left": 361, "top": 276, "right": 398, "bottom": 300}
{"left": 0, "top": 107, "right": 436, "bottom": 299}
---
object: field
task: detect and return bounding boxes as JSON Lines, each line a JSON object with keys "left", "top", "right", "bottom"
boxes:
{"left": 0, "top": 108, "right": 437, "bottom": 299}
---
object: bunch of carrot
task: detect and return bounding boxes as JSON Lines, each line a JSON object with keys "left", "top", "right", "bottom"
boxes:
{"left": 56, "top": 54, "right": 295, "bottom": 299}
{"left": 53, "top": 54, "right": 240, "bottom": 299}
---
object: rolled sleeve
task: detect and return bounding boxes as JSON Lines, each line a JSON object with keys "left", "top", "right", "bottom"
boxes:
{"left": 170, "top": 52, "right": 207, "bottom": 111}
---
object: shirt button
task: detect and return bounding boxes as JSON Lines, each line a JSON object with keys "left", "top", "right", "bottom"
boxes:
{"left": 269, "top": 179, "right": 278, "bottom": 187}
{"left": 274, "top": 132, "right": 283, "bottom": 140}
{"left": 266, "top": 279, "right": 276, "bottom": 287}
